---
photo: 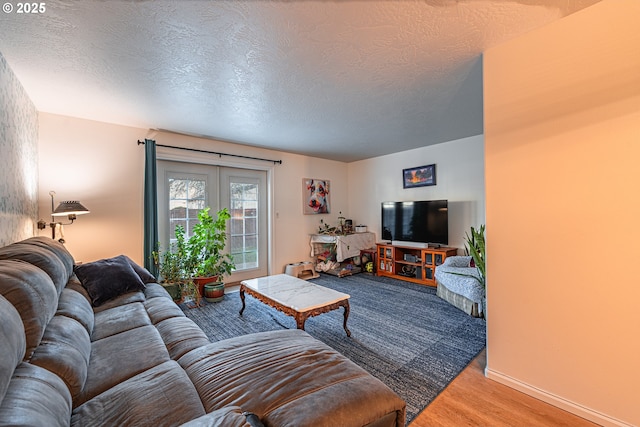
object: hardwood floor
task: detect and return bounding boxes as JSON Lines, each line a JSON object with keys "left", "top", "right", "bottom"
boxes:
{"left": 409, "top": 349, "right": 600, "bottom": 427}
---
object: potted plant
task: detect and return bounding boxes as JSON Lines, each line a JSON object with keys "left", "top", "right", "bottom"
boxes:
{"left": 471, "top": 224, "right": 487, "bottom": 317}
{"left": 152, "top": 224, "right": 201, "bottom": 307}
{"left": 187, "top": 207, "right": 236, "bottom": 302}
{"left": 464, "top": 224, "right": 486, "bottom": 289}
{"left": 449, "top": 224, "right": 486, "bottom": 316}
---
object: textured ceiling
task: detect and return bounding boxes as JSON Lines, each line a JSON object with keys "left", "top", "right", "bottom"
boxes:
{"left": 0, "top": 0, "right": 600, "bottom": 162}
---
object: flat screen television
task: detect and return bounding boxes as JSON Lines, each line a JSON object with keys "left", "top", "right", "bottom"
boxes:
{"left": 381, "top": 200, "right": 448, "bottom": 247}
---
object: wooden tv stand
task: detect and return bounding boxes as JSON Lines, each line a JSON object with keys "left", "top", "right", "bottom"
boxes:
{"left": 376, "top": 243, "right": 457, "bottom": 287}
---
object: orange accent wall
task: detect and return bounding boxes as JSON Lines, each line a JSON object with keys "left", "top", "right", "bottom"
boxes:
{"left": 483, "top": 0, "right": 640, "bottom": 425}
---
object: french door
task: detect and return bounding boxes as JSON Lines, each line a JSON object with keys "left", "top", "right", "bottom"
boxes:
{"left": 157, "top": 160, "right": 268, "bottom": 282}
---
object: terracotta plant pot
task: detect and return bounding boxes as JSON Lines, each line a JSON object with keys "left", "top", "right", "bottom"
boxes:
{"left": 203, "top": 282, "right": 225, "bottom": 303}
{"left": 193, "top": 276, "right": 219, "bottom": 297}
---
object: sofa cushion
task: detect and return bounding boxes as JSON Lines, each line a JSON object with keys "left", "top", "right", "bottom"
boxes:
{"left": 91, "top": 301, "right": 151, "bottom": 341}
{"left": 179, "top": 329, "right": 406, "bottom": 427}
{"left": 0, "top": 362, "right": 72, "bottom": 427}
{"left": 0, "top": 295, "right": 25, "bottom": 403}
{"left": 65, "top": 274, "right": 91, "bottom": 297}
{"left": 19, "top": 237, "right": 75, "bottom": 278}
{"left": 0, "top": 259, "right": 59, "bottom": 360}
{"left": 29, "top": 315, "right": 91, "bottom": 400}
{"left": 71, "top": 361, "right": 205, "bottom": 427}
{"left": 92, "top": 290, "right": 146, "bottom": 313}
{"left": 441, "top": 255, "right": 473, "bottom": 268}
{"left": 56, "top": 288, "right": 95, "bottom": 336}
{"left": 155, "top": 317, "right": 210, "bottom": 360}
{"left": 144, "top": 295, "right": 185, "bottom": 324}
{"left": 144, "top": 281, "right": 174, "bottom": 299}
{"left": 77, "top": 325, "right": 170, "bottom": 406}
{"left": 0, "top": 243, "right": 69, "bottom": 295}
{"left": 74, "top": 255, "right": 146, "bottom": 306}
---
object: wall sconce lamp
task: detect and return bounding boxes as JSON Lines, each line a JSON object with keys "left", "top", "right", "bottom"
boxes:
{"left": 37, "top": 191, "right": 90, "bottom": 242}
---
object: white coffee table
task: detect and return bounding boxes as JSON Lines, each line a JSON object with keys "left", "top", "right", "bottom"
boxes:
{"left": 239, "top": 274, "right": 351, "bottom": 336}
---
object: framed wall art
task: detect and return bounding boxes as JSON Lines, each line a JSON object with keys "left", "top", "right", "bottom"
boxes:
{"left": 403, "top": 164, "right": 436, "bottom": 188}
{"left": 302, "top": 178, "right": 330, "bottom": 214}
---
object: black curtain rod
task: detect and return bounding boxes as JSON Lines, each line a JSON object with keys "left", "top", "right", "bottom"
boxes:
{"left": 137, "top": 140, "right": 282, "bottom": 165}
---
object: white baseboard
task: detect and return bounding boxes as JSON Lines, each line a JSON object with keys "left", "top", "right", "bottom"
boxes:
{"left": 484, "top": 368, "right": 633, "bottom": 427}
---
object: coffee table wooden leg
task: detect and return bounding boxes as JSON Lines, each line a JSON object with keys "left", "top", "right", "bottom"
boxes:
{"left": 342, "top": 300, "right": 351, "bottom": 337}
{"left": 239, "top": 286, "right": 246, "bottom": 315}
{"left": 295, "top": 313, "right": 307, "bottom": 331}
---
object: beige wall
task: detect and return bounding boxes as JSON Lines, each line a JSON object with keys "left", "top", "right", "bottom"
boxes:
{"left": 38, "top": 111, "right": 482, "bottom": 272}
{"left": 483, "top": 1, "right": 640, "bottom": 425}
{"left": 38, "top": 113, "right": 146, "bottom": 263}
{"left": 38, "top": 114, "right": 349, "bottom": 273}
{"left": 347, "top": 135, "right": 485, "bottom": 251}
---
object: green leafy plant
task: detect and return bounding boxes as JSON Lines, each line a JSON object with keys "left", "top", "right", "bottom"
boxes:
{"left": 152, "top": 224, "right": 189, "bottom": 283}
{"left": 152, "top": 225, "right": 200, "bottom": 305}
{"left": 449, "top": 224, "right": 486, "bottom": 288}
{"left": 187, "top": 207, "right": 236, "bottom": 280}
{"left": 464, "top": 224, "right": 486, "bottom": 287}
{"left": 467, "top": 224, "right": 486, "bottom": 287}
{"left": 152, "top": 207, "right": 236, "bottom": 306}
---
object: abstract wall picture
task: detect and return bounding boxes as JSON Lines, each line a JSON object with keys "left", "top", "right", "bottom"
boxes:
{"left": 403, "top": 164, "right": 436, "bottom": 188}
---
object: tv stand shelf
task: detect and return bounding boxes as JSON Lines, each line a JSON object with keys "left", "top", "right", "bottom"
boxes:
{"left": 376, "top": 243, "right": 457, "bottom": 287}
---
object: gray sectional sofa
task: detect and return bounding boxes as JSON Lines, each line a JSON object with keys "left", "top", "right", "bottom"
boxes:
{"left": 0, "top": 237, "right": 405, "bottom": 427}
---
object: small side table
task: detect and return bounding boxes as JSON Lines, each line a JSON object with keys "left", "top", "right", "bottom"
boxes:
{"left": 359, "top": 248, "right": 377, "bottom": 274}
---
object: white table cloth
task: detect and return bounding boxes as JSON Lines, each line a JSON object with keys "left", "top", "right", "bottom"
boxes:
{"left": 309, "top": 232, "right": 376, "bottom": 262}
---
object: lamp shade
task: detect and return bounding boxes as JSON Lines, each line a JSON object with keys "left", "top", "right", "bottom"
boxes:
{"left": 51, "top": 201, "right": 90, "bottom": 216}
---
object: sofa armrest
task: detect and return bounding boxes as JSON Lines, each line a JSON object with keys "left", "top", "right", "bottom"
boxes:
{"left": 442, "top": 256, "right": 472, "bottom": 268}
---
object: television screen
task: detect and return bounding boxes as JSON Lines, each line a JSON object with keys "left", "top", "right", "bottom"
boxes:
{"left": 381, "top": 200, "right": 448, "bottom": 245}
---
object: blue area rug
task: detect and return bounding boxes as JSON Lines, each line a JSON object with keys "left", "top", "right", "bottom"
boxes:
{"left": 182, "top": 273, "right": 486, "bottom": 424}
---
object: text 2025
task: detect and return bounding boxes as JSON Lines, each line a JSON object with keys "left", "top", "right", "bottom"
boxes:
{"left": 17, "top": 2, "right": 46, "bottom": 13}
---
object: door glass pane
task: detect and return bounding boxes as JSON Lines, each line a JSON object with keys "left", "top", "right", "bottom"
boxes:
{"left": 169, "top": 179, "right": 188, "bottom": 199}
{"left": 188, "top": 199, "right": 205, "bottom": 219}
{"left": 188, "top": 181, "right": 205, "bottom": 199}
{"left": 168, "top": 177, "right": 205, "bottom": 244}
{"left": 229, "top": 182, "right": 259, "bottom": 271}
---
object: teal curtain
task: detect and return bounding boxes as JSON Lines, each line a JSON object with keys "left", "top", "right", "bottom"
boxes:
{"left": 143, "top": 139, "right": 159, "bottom": 278}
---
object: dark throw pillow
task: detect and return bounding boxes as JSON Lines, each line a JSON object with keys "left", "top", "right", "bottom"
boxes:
{"left": 74, "top": 255, "right": 146, "bottom": 306}
{"left": 124, "top": 256, "right": 157, "bottom": 284}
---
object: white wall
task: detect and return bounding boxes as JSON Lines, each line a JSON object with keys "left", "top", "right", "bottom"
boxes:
{"left": 347, "top": 135, "right": 485, "bottom": 251}
{"left": 38, "top": 114, "right": 349, "bottom": 274}
{"left": 484, "top": 1, "right": 639, "bottom": 425}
